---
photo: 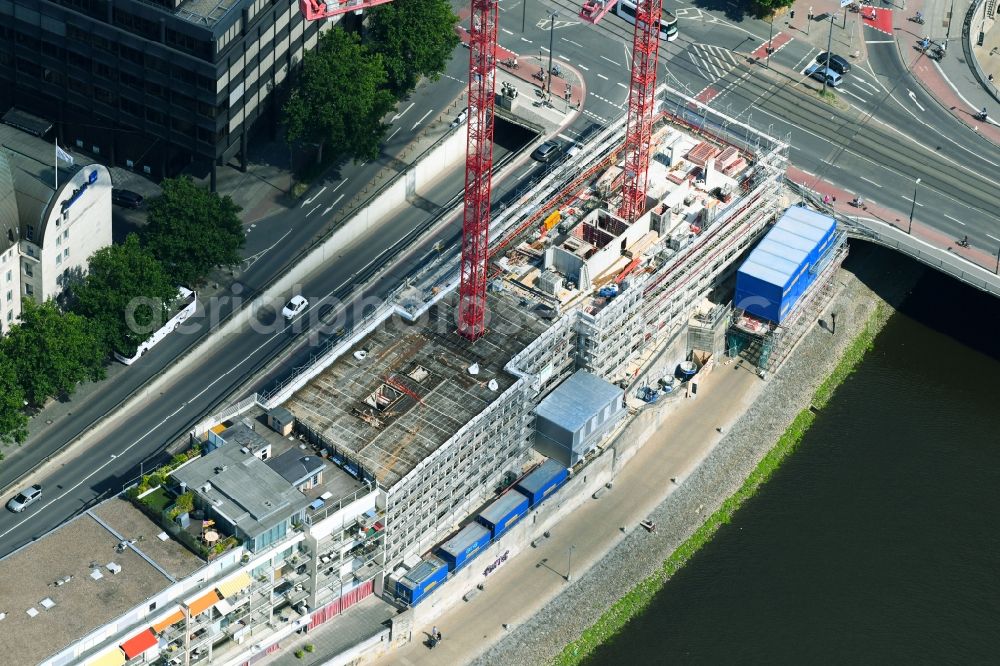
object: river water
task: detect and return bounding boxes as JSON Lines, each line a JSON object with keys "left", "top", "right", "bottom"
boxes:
{"left": 589, "top": 266, "right": 1000, "bottom": 664}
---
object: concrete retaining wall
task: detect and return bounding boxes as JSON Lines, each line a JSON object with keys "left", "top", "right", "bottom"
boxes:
{"left": 409, "top": 449, "right": 616, "bottom": 628}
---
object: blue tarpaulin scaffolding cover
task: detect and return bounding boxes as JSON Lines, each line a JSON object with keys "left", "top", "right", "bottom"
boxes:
{"left": 734, "top": 207, "right": 836, "bottom": 323}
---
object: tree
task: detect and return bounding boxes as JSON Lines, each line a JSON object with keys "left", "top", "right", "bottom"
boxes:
{"left": 366, "top": 0, "right": 460, "bottom": 97}
{"left": 283, "top": 29, "right": 396, "bottom": 164}
{"left": 0, "top": 300, "right": 106, "bottom": 407}
{"left": 72, "top": 234, "right": 178, "bottom": 358}
{"left": 0, "top": 352, "right": 28, "bottom": 447}
{"left": 143, "top": 176, "right": 244, "bottom": 286}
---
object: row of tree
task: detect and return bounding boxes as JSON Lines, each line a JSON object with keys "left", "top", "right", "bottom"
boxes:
{"left": 283, "top": 0, "right": 460, "bottom": 164}
{"left": 0, "top": 177, "right": 244, "bottom": 451}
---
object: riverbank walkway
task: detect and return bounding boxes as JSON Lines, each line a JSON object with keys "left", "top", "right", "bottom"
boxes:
{"left": 370, "top": 361, "right": 764, "bottom": 665}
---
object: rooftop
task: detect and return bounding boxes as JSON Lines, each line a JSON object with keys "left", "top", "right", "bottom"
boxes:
{"left": 283, "top": 290, "right": 552, "bottom": 488}
{"left": 0, "top": 501, "right": 200, "bottom": 665}
{"left": 174, "top": 0, "right": 243, "bottom": 28}
{"left": 172, "top": 433, "right": 310, "bottom": 538}
{"left": 0, "top": 124, "right": 88, "bottom": 232}
{"left": 534, "top": 370, "right": 623, "bottom": 433}
{"left": 738, "top": 207, "right": 836, "bottom": 288}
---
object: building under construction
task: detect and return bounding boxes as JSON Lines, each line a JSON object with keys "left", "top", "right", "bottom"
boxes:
{"left": 260, "top": 90, "right": 791, "bottom": 574}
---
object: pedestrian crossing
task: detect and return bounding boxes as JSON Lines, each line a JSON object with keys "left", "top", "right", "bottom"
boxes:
{"left": 686, "top": 43, "right": 741, "bottom": 83}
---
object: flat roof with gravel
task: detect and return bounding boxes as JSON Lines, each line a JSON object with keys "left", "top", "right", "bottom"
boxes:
{"left": 0, "top": 501, "right": 197, "bottom": 665}
{"left": 283, "top": 291, "right": 551, "bottom": 488}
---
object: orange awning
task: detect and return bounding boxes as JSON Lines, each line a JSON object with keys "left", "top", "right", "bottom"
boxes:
{"left": 151, "top": 608, "right": 184, "bottom": 633}
{"left": 187, "top": 589, "right": 221, "bottom": 616}
{"left": 121, "top": 629, "right": 157, "bottom": 659}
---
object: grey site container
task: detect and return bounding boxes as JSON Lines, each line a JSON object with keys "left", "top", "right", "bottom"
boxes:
{"left": 436, "top": 522, "right": 491, "bottom": 571}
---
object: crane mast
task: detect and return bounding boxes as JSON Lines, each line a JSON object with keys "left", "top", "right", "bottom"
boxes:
{"left": 457, "top": 0, "right": 499, "bottom": 340}
{"left": 618, "top": 0, "right": 662, "bottom": 223}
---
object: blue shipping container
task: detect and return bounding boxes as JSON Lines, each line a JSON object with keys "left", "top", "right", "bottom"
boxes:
{"left": 396, "top": 556, "right": 448, "bottom": 605}
{"left": 436, "top": 523, "right": 491, "bottom": 571}
{"left": 515, "top": 459, "right": 569, "bottom": 507}
{"left": 734, "top": 207, "right": 837, "bottom": 324}
{"left": 477, "top": 491, "right": 530, "bottom": 539}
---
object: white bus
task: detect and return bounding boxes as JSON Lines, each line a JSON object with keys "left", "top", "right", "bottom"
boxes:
{"left": 615, "top": 0, "right": 679, "bottom": 42}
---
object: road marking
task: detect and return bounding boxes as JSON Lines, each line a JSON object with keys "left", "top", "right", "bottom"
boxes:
{"left": 391, "top": 102, "right": 414, "bottom": 122}
{"left": 307, "top": 203, "right": 322, "bottom": 217}
{"left": 387, "top": 128, "right": 401, "bottom": 141}
{"left": 332, "top": 179, "right": 348, "bottom": 192}
{"left": 558, "top": 133, "right": 575, "bottom": 142}
{"left": 302, "top": 185, "right": 327, "bottom": 207}
{"left": 562, "top": 37, "right": 584, "bottom": 48}
{"left": 859, "top": 176, "right": 882, "bottom": 188}
{"left": 865, "top": 40, "right": 895, "bottom": 43}
{"left": 838, "top": 87, "right": 867, "bottom": 103}
{"left": 624, "top": 43, "right": 632, "bottom": 69}
{"left": 906, "top": 90, "right": 925, "bottom": 112}
{"left": 988, "top": 234, "right": 1000, "bottom": 243}
{"left": 331, "top": 193, "right": 345, "bottom": 208}
{"left": 521, "top": 37, "right": 532, "bottom": 43}
{"left": 541, "top": 46, "right": 550, "bottom": 53}
{"left": 597, "top": 73, "right": 609, "bottom": 80}
{"left": 501, "top": 28, "right": 514, "bottom": 35}
{"left": 617, "top": 82, "right": 628, "bottom": 89}
{"left": 944, "top": 214, "right": 965, "bottom": 225}
{"left": 517, "top": 167, "right": 534, "bottom": 180}
{"left": 578, "top": 64, "right": 589, "bottom": 70}
{"left": 601, "top": 55, "right": 622, "bottom": 67}
{"left": 411, "top": 109, "right": 432, "bottom": 131}
{"left": 559, "top": 54, "right": 571, "bottom": 61}
{"left": 901, "top": 195, "right": 924, "bottom": 207}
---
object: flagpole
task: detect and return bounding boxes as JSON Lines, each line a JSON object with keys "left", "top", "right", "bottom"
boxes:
{"left": 54, "top": 139, "right": 58, "bottom": 191}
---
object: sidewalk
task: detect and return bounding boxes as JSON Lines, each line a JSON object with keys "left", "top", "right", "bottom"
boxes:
{"left": 786, "top": 164, "right": 1000, "bottom": 273}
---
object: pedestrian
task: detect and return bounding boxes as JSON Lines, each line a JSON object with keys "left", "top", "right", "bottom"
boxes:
{"left": 432, "top": 626, "right": 438, "bottom": 641}
{"left": 436, "top": 628, "right": 443, "bottom": 642}
{"left": 989, "top": 73, "right": 995, "bottom": 83}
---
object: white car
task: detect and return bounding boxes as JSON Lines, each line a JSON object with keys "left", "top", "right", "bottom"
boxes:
{"left": 281, "top": 295, "right": 309, "bottom": 320}
{"left": 7, "top": 484, "right": 42, "bottom": 513}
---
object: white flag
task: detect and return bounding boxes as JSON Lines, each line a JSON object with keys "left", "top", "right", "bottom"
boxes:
{"left": 55, "top": 143, "right": 74, "bottom": 166}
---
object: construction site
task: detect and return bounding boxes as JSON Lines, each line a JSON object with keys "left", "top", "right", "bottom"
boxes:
{"left": 256, "top": 86, "right": 796, "bottom": 582}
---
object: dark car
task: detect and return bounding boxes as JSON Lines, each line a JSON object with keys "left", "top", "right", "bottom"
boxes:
{"left": 112, "top": 188, "right": 144, "bottom": 208}
{"left": 531, "top": 141, "right": 562, "bottom": 163}
{"left": 815, "top": 52, "right": 851, "bottom": 75}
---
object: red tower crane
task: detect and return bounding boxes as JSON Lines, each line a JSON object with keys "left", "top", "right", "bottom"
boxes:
{"left": 299, "top": 0, "right": 498, "bottom": 341}
{"left": 457, "top": 0, "right": 499, "bottom": 340}
{"left": 617, "top": 0, "right": 663, "bottom": 223}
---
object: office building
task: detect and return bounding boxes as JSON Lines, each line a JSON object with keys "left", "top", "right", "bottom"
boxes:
{"left": 0, "top": 1, "right": 335, "bottom": 189}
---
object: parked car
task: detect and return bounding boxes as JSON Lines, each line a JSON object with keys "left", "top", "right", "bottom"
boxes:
{"left": 281, "top": 295, "right": 309, "bottom": 320}
{"left": 531, "top": 141, "right": 562, "bottom": 163}
{"left": 804, "top": 64, "right": 843, "bottom": 88}
{"left": 451, "top": 107, "right": 468, "bottom": 128}
{"left": 111, "top": 188, "right": 144, "bottom": 208}
{"left": 815, "top": 52, "right": 852, "bottom": 75}
{"left": 7, "top": 484, "right": 42, "bottom": 513}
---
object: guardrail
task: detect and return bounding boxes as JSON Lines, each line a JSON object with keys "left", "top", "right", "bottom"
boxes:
{"left": 786, "top": 178, "right": 1000, "bottom": 296}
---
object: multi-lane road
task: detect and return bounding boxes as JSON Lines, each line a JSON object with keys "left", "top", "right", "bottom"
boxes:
{"left": 3, "top": 0, "right": 998, "bottom": 558}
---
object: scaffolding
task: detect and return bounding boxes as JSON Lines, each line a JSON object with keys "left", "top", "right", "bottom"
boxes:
{"left": 727, "top": 234, "right": 849, "bottom": 373}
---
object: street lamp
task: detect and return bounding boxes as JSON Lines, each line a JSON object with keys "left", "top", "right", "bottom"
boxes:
{"left": 565, "top": 544, "right": 576, "bottom": 582}
{"left": 822, "top": 14, "right": 835, "bottom": 95}
{"left": 766, "top": 13, "right": 775, "bottom": 68}
{"left": 995, "top": 245, "right": 999, "bottom": 275}
{"left": 547, "top": 11, "right": 558, "bottom": 97}
{"left": 907, "top": 177, "right": 921, "bottom": 234}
